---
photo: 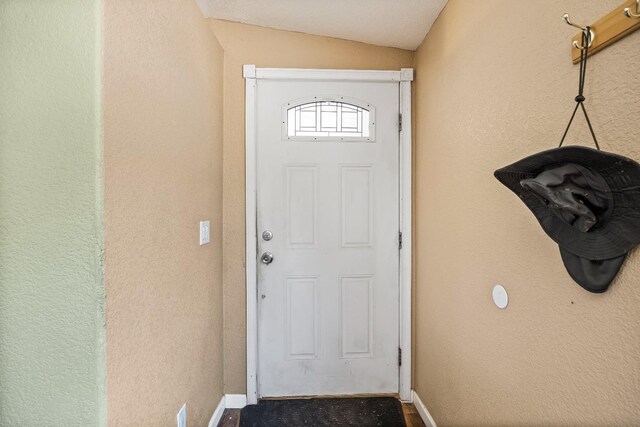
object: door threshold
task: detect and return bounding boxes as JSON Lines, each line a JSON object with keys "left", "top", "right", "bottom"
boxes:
{"left": 260, "top": 392, "right": 400, "bottom": 401}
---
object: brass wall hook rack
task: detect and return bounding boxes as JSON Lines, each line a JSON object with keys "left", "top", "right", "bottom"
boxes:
{"left": 624, "top": 0, "right": 640, "bottom": 18}
{"left": 566, "top": 0, "right": 640, "bottom": 63}
{"left": 563, "top": 14, "right": 595, "bottom": 50}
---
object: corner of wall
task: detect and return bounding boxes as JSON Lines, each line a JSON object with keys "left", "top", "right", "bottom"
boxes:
{"left": 94, "top": 0, "right": 107, "bottom": 424}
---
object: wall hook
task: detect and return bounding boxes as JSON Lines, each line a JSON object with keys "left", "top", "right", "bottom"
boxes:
{"left": 563, "top": 14, "right": 595, "bottom": 50}
{"left": 624, "top": 0, "right": 640, "bottom": 18}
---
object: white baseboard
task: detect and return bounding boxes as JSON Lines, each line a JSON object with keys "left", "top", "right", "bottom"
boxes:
{"left": 412, "top": 390, "right": 437, "bottom": 427}
{"left": 225, "top": 394, "right": 247, "bottom": 409}
{"left": 208, "top": 395, "right": 226, "bottom": 427}
{"left": 207, "top": 394, "right": 248, "bottom": 427}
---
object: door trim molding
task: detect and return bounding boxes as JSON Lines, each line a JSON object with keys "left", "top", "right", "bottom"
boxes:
{"left": 398, "top": 68, "right": 413, "bottom": 402}
{"left": 244, "top": 65, "right": 413, "bottom": 82}
{"left": 244, "top": 65, "right": 413, "bottom": 404}
{"left": 245, "top": 65, "right": 259, "bottom": 404}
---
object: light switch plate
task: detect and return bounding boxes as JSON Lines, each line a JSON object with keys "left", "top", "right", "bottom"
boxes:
{"left": 177, "top": 403, "right": 186, "bottom": 427}
{"left": 199, "top": 221, "right": 210, "bottom": 245}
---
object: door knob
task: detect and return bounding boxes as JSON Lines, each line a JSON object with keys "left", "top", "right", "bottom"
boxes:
{"left": 260, "top": 252, "right": 274, "bottom": 265}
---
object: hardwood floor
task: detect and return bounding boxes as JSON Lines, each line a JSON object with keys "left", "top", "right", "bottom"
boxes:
{"left": 402, "top": 403, "right": 426, "bottom": 427}
{"left": 218, "top": 409, "right": 240, "bottom": 427}
{"left": 216, "top": 403, "right": 426, "bottom": 427}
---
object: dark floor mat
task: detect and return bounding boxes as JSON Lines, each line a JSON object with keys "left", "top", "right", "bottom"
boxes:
{"left": 239, "top": 397, "right": 406, "bottom": 427}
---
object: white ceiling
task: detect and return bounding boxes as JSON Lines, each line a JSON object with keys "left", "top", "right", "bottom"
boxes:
{"left": 196, "top": 0, "right": 447, "bottom": 50}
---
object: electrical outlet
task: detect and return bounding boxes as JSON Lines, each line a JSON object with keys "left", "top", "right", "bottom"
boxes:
{"left": 177, "top": 403, "right": 186, "bottom": 427}
{"left": 199, "top": 221, "right": 210, "bottom": 245}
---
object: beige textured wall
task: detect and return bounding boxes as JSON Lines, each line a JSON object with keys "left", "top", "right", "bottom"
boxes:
{"left": 209, "top": 19, "right": 414, "bottom": 393}
{"left": 413, "top": 1, "right": 640, "bottom": 425}
{"left": 103, "top": 1, "right": 224, "bottom": 425}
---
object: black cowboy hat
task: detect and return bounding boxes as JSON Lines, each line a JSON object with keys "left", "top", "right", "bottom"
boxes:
{"left": 494, "top": 145, "right": 640, "bottom": 292}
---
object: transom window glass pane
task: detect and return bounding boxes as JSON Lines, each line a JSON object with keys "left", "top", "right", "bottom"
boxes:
{"left": 286, "top": 101, "right": 370, "bottom": 139}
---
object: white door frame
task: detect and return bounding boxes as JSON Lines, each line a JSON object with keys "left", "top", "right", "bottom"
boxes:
{"left": 244, "top": 65, "right": 413, "bottom": 404}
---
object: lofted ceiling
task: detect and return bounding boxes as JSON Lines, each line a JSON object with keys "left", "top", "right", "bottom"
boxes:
{"left": 196, "top": 0, "right": 448, "bottom": 51}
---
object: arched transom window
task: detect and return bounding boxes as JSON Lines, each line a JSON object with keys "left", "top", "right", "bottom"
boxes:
{"left": 284, "top": 97, "right": 375, "bottom": 141}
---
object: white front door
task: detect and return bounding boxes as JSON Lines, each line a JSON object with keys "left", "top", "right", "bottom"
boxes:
{"left": 256, "top": 76, "right": 400, "bottom": 398}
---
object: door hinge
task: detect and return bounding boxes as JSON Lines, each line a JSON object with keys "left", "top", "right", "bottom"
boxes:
{"left": 399, "top": 231, "right": 403, "bottom": 250}
{"left": 398, "top": 347, "right": 402, "bottom": 366}
{"left": 398, "top": 114, "right": 403, "bottom": 132}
